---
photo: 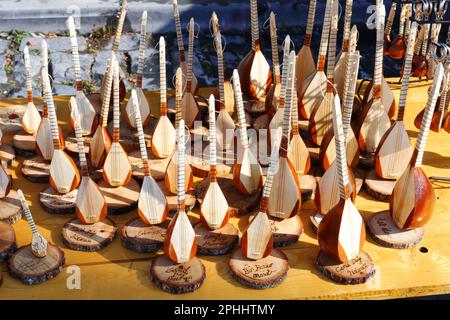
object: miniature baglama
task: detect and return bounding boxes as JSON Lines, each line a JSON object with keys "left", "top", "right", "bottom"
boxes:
{"left": 388, "top": 4, "right": 406, "bottom": 59}
{"left": 265, "top": 12, "right": 282, "bottom": 116}
{"left": 383, "top": 2, "right": 397, "bottom": 55}
{"left": 21, "top": 45, "right": 41, "bottom": 135}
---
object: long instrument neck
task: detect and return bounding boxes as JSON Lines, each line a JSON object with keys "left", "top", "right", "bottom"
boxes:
{"left": 316, "top": 0, "right": 333, "bottom": 72}
{"left": 373, "top": 3, "right": 385, "bottom": 100}
{"left": 68, "top": 17, "right": 83, "bottom": 90}
{"left": 112, "top": 0, "right": 127, "bottom": 53}
{"left": 327, "top": 1, "right": 338, "bottom": 84}
{"left": 113, "top": 62, "right": 120, "bottom": 143}
{"left": 385, "top": 2, "right": 397, "bottom": 36}
{"left": 279, "top": 36, "right": 291, "bottom": 108}
{"left": 160, "top": 37, "right": 168, "bottom": 116}
{"left": 304, "top": 0, "right": 317, "bottom": 47}
{"left": 186, "top": 19, "right": 194, "bottom": 93}
{"left": 341, "top": 0, "right": 354, "bottom": 52}
{"left": 137, "top": 11, "right": 147, "bottom": 88}
{"left": 250, "top": 0, "right": 260, "bottom": 51}
{"left": 208, "top": 96, "right": 217, "bottom": 181}
{"left": 280, "top": 52, "right": 295, "bottom": 158}
{"left": 177, "top": 120, "right": 186, "bottom": 212}
{"left": 173, "top": 0, "right": 185, "bottom": 63}
{"left": 41, "top": 40, "right": 49, "bottom": 118}
{"left": 24, "top": 47, "right": 33, "bottom": 103}
{"left": 100, "top": 54, "right": 115, "bottom": 127}
{"left": 133, "top": 90, "right": 150, "bottom": 176}
{"left": 175, "top": 68, "right": 183, "bottom": 128}
{"left": 270, "top": 12, "right": 280, "bottom": 84}
{"left": 233, "top": 71, "right": 249, "bottom": 150}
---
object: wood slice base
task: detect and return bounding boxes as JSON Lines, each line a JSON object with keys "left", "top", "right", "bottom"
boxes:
{"left": 359, "top": 152, "right": 375, "bottom": 169}
{"left": 367, "top": 210, "right": 425, "bottom": 249}
{"left": 21, "top": 156, "right": 50, "bottom": 183}
{"left": 150, "top": 255, "right": 206, "bottom": 294}
{"left": 364, "top": 169, "right": 396, "bottom": 201}
{"left": 190, "top": 143, "right": 234, "bottom": 178}
{"left": 310, "top": 212, "right": 324, "bottom": 233}
{"left": 8, "top": 243, "right": 65, "bottom": 285}
{"left": 193, "top": 222, "right": 239, "bottom": 255}
{"left": 64, "top": 133, "right": 91, "bottom": 156}
{"left": 0, "top": 190, "right": 23, "bottom": 224}
{"left": 300, "top": 174, "right": 316, "bottom": 202}
{"left": 39, "top": 186, "right": 77, "bottom": 214}
{"left": 196, "top": 174, "right": 261, "bottom": 217}
{"left": 157, "top": 181, "right": 196, "bottom": 212}
{"left": 0, "top": 144, "right": 16, "bottom": 166}
{"left": 98, "top": 179, "right": 140, "bottom": 215}
{"left": 249, "top": 213, "right": 303, "bottom": 248}
{"left": 62, "top": 217, "right": 117, "bottom": 251}
{"left": 12, "top": 130, "right": 36, "bottom": 157}
{"left": 129, "top": 149, "right": 169, "bottom": 181}
{"left": 0, "top": 221, "right": 16, "bottom": 262}
{"left": 120, "top": 217, "right": 169, "bottom": 253}
{"left": 229, "top": 248, "right": 289, "bottom": 289}
{"left": 315, "top": 250, "right": 376, "bottom": 285}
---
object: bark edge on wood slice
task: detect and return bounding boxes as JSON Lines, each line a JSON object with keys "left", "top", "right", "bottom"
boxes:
{"left": 190, "top": 144, "right": 234, "bottom": 178}
{"left": 98, "top": 178, "right": 140, "bottom": 215}
{"left": 157, "top": 181, "right": 196, "bottom": 213}
{"left": 129, "top": 149, "right": 169, "bottom": 182}
{"left": 367, "top": 210, "right": 425, "bottom": 249}
{"left": 7, "top": 243, "right": 65, "bottom": 285}
{"left": 64, "top": 133, "right": 91, "bottom": 156}
{"left": 364, "top": 168, "right": 396, "bottom": 201}
{"left": 196, "top": 174, "right": 261, "bottom": 217}
{"left": 315, "top": 250, "right": 376, "bottom": 285}
{"left": 193, "top": 222, "right": 239, "bottom": 255}
{"left": 12, "top": 130, "right": 36, "bottom": 157}
{"left": 150, "top": 255, "right": 206, "bottom": 294}
{"left": 0, "top": 144, "right": 16, "bottom": 166}
{"left": 120, "top": 217, "right": 169, "bottom": 253}
{"left": 39, "top": 186, "right": 77, "bottom": 214}
{"left": 0, "top": 220, "right": 17, "bottom": 262}
{"left": 62, "top": 217, "right": 117, "bottom": 252}
{"left": 21, "top": 156, "right": 50, "bottom": 183}
{"left": 0, "top": 190, "right": 23, "bottom": 224}
{"left": 229, "top": 248, "right": 289, "bottom": 289}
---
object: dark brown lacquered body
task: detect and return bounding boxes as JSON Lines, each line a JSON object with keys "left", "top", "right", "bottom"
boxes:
{"left": 388, "top": 36, "right": 406, "bottom": 59}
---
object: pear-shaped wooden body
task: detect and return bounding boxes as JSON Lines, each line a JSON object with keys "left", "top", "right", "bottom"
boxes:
{"left": 36, "top": 118, "right": 65, "bottom": 161}
{"left": 22, "top": 102, "right": 41, "bottom": 134}
{"left": 414, "top": 107, "right": 446, "bottom": 132}
{"left": 241, "top": 211, "right": 273, "bottom": 260}
{"left": 216, "top": 108, "right": 236, "bottom": 151}
{"left": 90, "top": 126, "right": 112, "bottom": 169}
{"left": 164, "top": 210, "right": 197, "bottom": 264}
{"left": 309, "top": 91, "right": 334, "bottom": 146}
{"left": 358, "top": 100, "right": 391, "bottom": 153}
{"left": 0, "top": 164, "right": 11, "bottom": 198}
{"left": 375, "top": 121, "right": 412, "bottom": 179}
{"left": 124, "top": 87, "right": 151, "bottom": 128}
{"left": 390, "top": 165, "right": 435, "bottom": 229}
{"left": 71, "top": 92, "right": 98, "bottom": 135}
{"left": 213, "top": 81, "right": 235, "bottom": 115}
{"left": 443, "top": 113, "right": 450, "bottom": 133}
{"left": 318, "top": 198, "right": 366, "bottom": 262}
{"left": 334, "top": 52, "right": 348, "bottom": 98}
{"left": 138, "top": 175, "right": 169, "bottom": 225}
{"left": 164, "top": 150, "right": 194, "bottom": 195}
{"left": 296, "top": 46, "right": 315, "bottom": 97}
{"left": 200, "top": 181, "right": 230, "bottom": 230}
{"left": 315, "top": 162, "right": 356, "bottom": 215}
{"left": 182, "top": 91, "right": 200, "bottom": 128}
{"left": 233, "top": 148, "right": 263, "bottom": 196}
{"left": 388, "top": 36, "right": 406, "bottom": 60}
{"left": 320, "top": 128, "right": 359, "bottom": 170}
{"left": 50, "top": 149, "right": 80, "bottom": 194}
{"left": 288, "top": 132, "right": 311, "bottom": 176}
{"left": 152, "top": 115, "right": 176, "bottom": 158}
{"left": 299, "top": 71, "right": 327, "bottom": 120}
{"left": 363, "top": 79, "right": 396, "bottom": 118}
{"left": 238, "top": 49, "right": 272, "bottom": 100}
{"left": 180, "top": 61, "right": 199, "bottom": 95}
{"left": 102, "top": 142, "right": 132, "bottom": 187}
{"left": 76, "top": 176, "right": 107, "bottom": 224}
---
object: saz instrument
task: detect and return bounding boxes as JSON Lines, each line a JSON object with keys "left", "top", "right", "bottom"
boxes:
{"left": 100, "top": 0, "right": 127, "bottom": 103}
{"left": 411, "top": 26, "right": 427, "bottom": 77}
{"left": 164, "top": 119, "right": 197, "bottom": 264}
{"left": 383, "top": 2, "right": 397, "bottom": 55}
{"left": 151, "top": 36, "right": 176, "bottom": 158}
{"left": 320, "top": 26, "right": 360, "bottom": 170}
{"left": 309, "top": 0, "right": 339, "bottom": 146}
{"left": 132, "top": 89, "right": 168, "bottom": 225}
{"left": 165, "top": 67, "right": 194, "bottom": 194}
{"left": 199, "top": 95, "right": 231, "bottom": 230}
{"left": 375, "top": 23, "right": 418, "bottom": 180}
{"left": 334, "top": 0, "right": 354, "bottom": 99}
{"left": 299, "top": 0, "right": 333, "bottom": 120}
{"left": 241, "top": 141, "right": 277, "bottom": 260}
{"left": 71, "top": 98, "right": 107, "bottom": 224}
{"left": 173, "top": 0, "right": 198, "bottom": 94}
{"left": 389, "top": 4, "right": 407, "bottom": 59}
{"left": 17, "top": 189, "right": 48, "bottom": 257}
{"left": 317, "top": 90, "right": 365, "bottom": 263}
{"left": 237, "top": 0, "right": 272, "bottom": 101}
{"left": 390, "top": 62, "right": 444, "bottom": 230}
{"left": 181, "top": 18, "right": 200, "bottom": 128}
{"left": 295, "top": 0, "right": 317, "bottom": 97}
{"left": 22, "top": 45, "right": 41, "bottom": 134}
{"left": 358, "top": 1, "right": 391, "bottom": 154}
{"left": 90, "top": 52, "right": 115, "bottom": 169}
{"left": 102, "top": 60, "right": 132, "bottom": 187}
{"left": 125, "top": 11, "right": 151, "bottom": 128}
{"left": 211, "top": 12, "right": 236, "bottom": 151}
{"left": 36, "top": 40, "right": 64, "bottom": 161}
{"left": 265, "top": 12, "right": 282, "bottom": 116}
{"left": 43, "top": 68, "right": 80, "bottom": 194}
{"left": 232, "top": 69, "right": 263, "bottom": 195}
{"left": 68, "top": 16, "right": 97, "bottom": 136}
{"left": 268, "top": 51, "right": 301, "bottom": 219}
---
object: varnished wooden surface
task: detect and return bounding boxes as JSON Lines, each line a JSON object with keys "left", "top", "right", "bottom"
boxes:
{"left": 0, "top": 82, "right": 449, "bottom": 299}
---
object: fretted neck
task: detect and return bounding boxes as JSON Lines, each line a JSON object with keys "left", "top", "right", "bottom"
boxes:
{"left": 260, "top": 138, "right": 280, "bottom": 213}
{"left": 208, "top": 95, "right": 217, "bottom": 181}
{"left": 215, "top": 27, "right": 226, "bottom": 109}
{"left": 175, "top": 67, "right": 183, "bottom": 128}
{"left": 42, "top": 68, "right": 61, "bottom": 150}
{"left": 101, "top": 53, "right": 116, "bottom": 127}
{"left": 279, "top": 35, "right": 291, "bottom": 108}
{"left": 112, "top": 0, "right": 128, "bottom": 53}
{"left": 132, "top": 89, "right": 150, "bottom": 176}
{"left": 177, "top": 120, "right": 186, "bottom": 212}
{"left": 304, "top": 0, "right": 317, "bottom": 47}
{"left": 421, "top": 24, "right": 429, "bottom": 56}
{"left": 438, "top": 64, "right": 449, "bottom": 112}
{"left": 159, "top": 37, "right": 168, "bottom": 116}
{"left": 291, "top": 77, "right": 299, "bottom": 135}
{"left": 173, "top": 0, "right": 185, "bottom": 62}
{"left": 316, "top": 0, "right": 333, "bottom": 72}
{"left": 341, "top": 0, "right": 354, "bottom": 52}
{"left": 17, "top": 190, "right": 40, "bottom": 236}
{"left": 398, "top": 5, "right": 406, "bottom": 36}
{"left": 385, "top": 3, "right": 397, "bottom": 36}
{"left": 280, "top": 51, "right": 295, "bottom": 158}
{"left": 186, "top": 18, "right": 194, "bottom": 93}
{"left": 373, "top": 3, "right": 385, "bottom": 96}
{"left": 327, "top": 0, "right": 338, "bottom": 83}
{"left": 41, "top": 40, "right": 49, "bottom": 118}
{"left": 397, "top": 22, "right": 418, "bottom": 122}
{"left": 342, "top": 27, "right": 358, "bottom": 139}
{"left": 250, "top": 0, "right": 260, "bottom": 51}
{"left": 137, "top": 11, "right": 147, "bottom": 88}
{"left": 71, "top": 98, "right": 89, "bottom": 175}
{"left": 24, "top": 46, "right": 33, "bottom": 103}
{"left": 414, "top": 63, "right": 444, "bottom": 168}
{"left": 270, "top": 12, "right": 280, "bottom": 84}
{"left": 68, "top": 16, "right": 82, "bottom": 89}
{"left": 112, "top": 61, "right": 120, "bottom": 143}
{"left": 404, "top": 5, "right": 412, "bottom": 37}
{"left": 414, "top": 26, "right": 424, "bottom": 55}
{"left": 233, "top": 70, "right": 249, "bottom": 150}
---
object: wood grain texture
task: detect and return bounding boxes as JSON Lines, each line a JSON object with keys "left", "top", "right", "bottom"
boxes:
{"left": 0, "top": 190, "right": 23, "bottom": 224}
{"left": 0, "top": 220, "right": 16, "bottom": 261}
